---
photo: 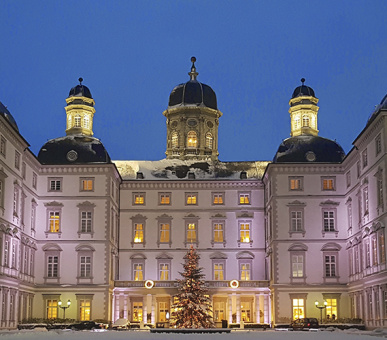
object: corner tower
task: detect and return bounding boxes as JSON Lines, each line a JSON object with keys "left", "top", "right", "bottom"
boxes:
{"left": 289, "top": 78, "right": 319, "bottom": 137}
{"left": 163, "top": 57, "right": 223, "bottom": 161}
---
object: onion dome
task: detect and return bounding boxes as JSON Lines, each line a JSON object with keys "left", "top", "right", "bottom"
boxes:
{"left": 168, "top": 57, "right": 217, "bottom": 110}
{"left": 291, "top": 78, "right": 315, "bottom": 99}
{"left": 38, "top": 135, "right": 111, "bottom": 165}
{"left": 273, "top": 135, "right": 345, "bottom": 163}
{"left": 0, "top": 101, "right": 19, "bottom": 132}
{"left": 68, "top": 77, "right": 93, "bottom": 99}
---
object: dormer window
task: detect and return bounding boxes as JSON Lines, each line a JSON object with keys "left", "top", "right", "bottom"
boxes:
{"left": 187, "top": 131, "right": 197, "bottom": 148}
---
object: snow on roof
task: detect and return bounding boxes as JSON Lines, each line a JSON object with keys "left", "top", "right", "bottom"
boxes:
{"left": 113, "top": 159, "right": 270, "bottom": 181}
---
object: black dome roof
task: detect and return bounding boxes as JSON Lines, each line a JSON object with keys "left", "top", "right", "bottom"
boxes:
{"left": 68, "top": 78, "right": 93, "bottom": 99}
{"left": 273, "top": 135, "right": 345, "bottom": 163}
{"left": 168, "top": 57, "right": 217, "bottom": 110}
{"left": 38, "top": 135, "right": 111, "bottom": 165}
{"left": 0, "top": 102, "right": 19, "bottom": 132}
{"left": 292, "top": 78, "right": 316, "bottom": 99}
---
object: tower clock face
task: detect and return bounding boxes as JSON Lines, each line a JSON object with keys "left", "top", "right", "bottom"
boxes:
{"left": 187, "top": 119, "right": 197, "bottom": 127}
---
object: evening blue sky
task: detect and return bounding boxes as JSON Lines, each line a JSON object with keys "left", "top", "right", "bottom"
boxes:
{"left": 1, "top": 1, "right": 387, "bottom": 162}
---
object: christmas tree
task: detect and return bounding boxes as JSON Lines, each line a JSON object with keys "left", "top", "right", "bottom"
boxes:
{"left": 170, "top": 245, "right": 214, "bottom": 328}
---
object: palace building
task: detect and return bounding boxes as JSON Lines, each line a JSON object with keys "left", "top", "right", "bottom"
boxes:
{"left": 0, "top": 58, "right": 386, "bottom": 329}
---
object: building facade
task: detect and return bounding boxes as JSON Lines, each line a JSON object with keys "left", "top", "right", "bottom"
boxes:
{"left": 0, "top": 59, "right": 386, "bottom": 329}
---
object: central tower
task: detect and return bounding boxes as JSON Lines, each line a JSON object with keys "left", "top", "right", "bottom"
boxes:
{"left": 163, "top": 57, "right": 223, "bottom": 160}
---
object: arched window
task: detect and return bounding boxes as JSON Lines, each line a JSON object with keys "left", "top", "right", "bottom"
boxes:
{"left": 83, "top": 116, "right": 89, "bottom": 129}
{"left": 302, "top": 115, "right": 310, "bottom": 127}
{"left": 171, "top": 132, "right": 178, "bottom": 148}
{"left": 187, "top": 131, "right": 197, "bottom": 148}
{"left": 74, "top": 115, "right": 81, "bottom": 127}
{"left": 205, "top": 133, "right": 213, "bottom": 149}
{"left": 294, "top": 117, "right": 300, "bottom": 130}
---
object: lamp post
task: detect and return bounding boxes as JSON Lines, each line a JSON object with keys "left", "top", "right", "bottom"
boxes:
{"left": 58, "top": 299, "right": 71, "bottom": 319}
{"left": 314, "top": 300, "right": 327, "bottom": 324}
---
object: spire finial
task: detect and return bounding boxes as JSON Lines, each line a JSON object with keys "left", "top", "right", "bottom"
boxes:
{"left": 301, "top": 78, "right": 305, "bottom": 85}
{"left": 79, "top": 77, "right": 83, "bottom": 85}
{"left": 188, "top": 56, "right": 198, "bottom": 80}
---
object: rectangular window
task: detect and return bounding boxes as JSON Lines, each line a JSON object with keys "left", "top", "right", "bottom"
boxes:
{"left": 49, "top": 179, "right": 62, "bottom": 191}
{"left": 81, "top": 211, "right": 92, "bottom": 233}
{"left": 14, "top": 151, "right": 20, "bottom": 169}
{"left": 159, "top": 223, "right": 170, "bottom": 243}
{"left": 158, "top": 301, "right": 169, "bottom": 322}
{"left": 322, "top": 177, "right": 335, "bottom": 190}
{"left": 347, "top": 203, "right": 352, "bottom": 231}
{"left": 46, "top": 299, "right": 58, "bottom": 319}
{"left": 289, "top": 177, "right": 303, "bottom": 191}
{"left": 133, "top": 263, "right": 143, "bottom": 281}
{"left": 372, "top": 236, "right": 378, "bottom": 266}
{"left": 214, "top": 263, "right": 224, "bottom": 280}
{"left": 186, "top": 193, "right": 198, "bottom": 205}
{"left": 365, "top": 240, "right": 371, "bottom": 268}
{"left": 49, "top": 211, "right": 60, "bottom": 232}
{"left": 239, "top": 222, "right": 250, "bottom": 243}
{"left": 13, "top": 187, "right": 19, "bottom": 215}
{"left": 132, "top": 301, "right": 143, "bottom": 322}
{"left": 22, "top": 162, "right": 26, "bottom": 179}
{"left": 159, "top": 192, "right": 171, "bottom": 205}
{"left": 292, "top": 298, "right": 305, "bottom": 320}
{"left": 325, "top": 255, "right": 336, "bottom": 277}
{"left": 379, "top": 233, "right": 386, "bottom": 264}
{"left": 80, "top": 256, "right": 91, "bottom": 277}
{"left": 213, "top": 222, "right": 224, "bottom": 243}
{"left": 159, "top": 263, "right": 169, "bottom": 280}
{"left": 32, "top": 173, "right": 37, "bottom": 189}
{"left": 186, "top": 223, "right": 197, "bottom": 243}
{"left": 4, "top": 240, "right": 9, "bottom": 267}
{"left": 0, "top": 136, "right": 6, "bottom": 156}
{"left": 134, "top": 223, "right": 144, "bottom": 243}
{"left": 363, "top": 187, "right": 369, "bottom": 215}
{"left": 325, "top": 299, "right": 338, "bottom": 320}
{"left": 239, "top": 193, "right": 250, "bottom": 205}
{"left": 0, "top": 180, "right": 3, "bottom": 208}
{"left": 214, "top": 301, "right": 225, "bottom": 322}
{"left": 240, "top": 263, "right": 251, "bottom": 280}
{"left": 133, "top": 193, "right": 145, "bottom": 205}
{"left": 47, "top": 256, "right": 58, "bottom": 277}
{"left": 292, "top": 254, "right": 304, "bottom": 277}
{"left": 346, "top": 171, "right": 351, "bottom": 188}
{"left": 212, "top": 192, "right": 224, "bottom": 205}
{"left": 79, "top": 299, "right": 91, "bottom": 321}
{"left": 290, "top": 210, "right": 303, "bottom": 232}
{"left": 323, "top": 210, "right": 335, "bottom": 232}
{"left": 31, "top": 204, "right": 36, "bottom": 231}
{"left": 377, "top": 177, "right": 384, "bottom": 208}
{"left": 11, "top": 242, "right": 16, "bottom": 268}
{"left": 357, "top": 161, "right": 361, "bottom": 178}
{"left": 241, "top": 300, "right": 251, "bottom": 322}
{"left": 362, "top": 149, "right": 368, "bottom": 168}
{"left": 80, "top": 178, "right": 94, "bottom": 191}
{"left": 376, "top": 134, "right": 382, "bottom": 156}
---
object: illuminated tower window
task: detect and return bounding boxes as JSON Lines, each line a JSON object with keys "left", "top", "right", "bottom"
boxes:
{"left": 83, "top": 116, "right": 90, "bottom": 129}
{"left": 302, "top": 115, "right": 310, "bottom": 127}
{"left": 205, "top": 133, "right": 213, "bottom": 149}
{"left": 171, "top": 132, "right": 179, "bottom": 148}
{"left": 187, "top": 131, "right": 197, "bottom": 148}
{"left": 74, "top": 115, "right": 81, "bottom": 127}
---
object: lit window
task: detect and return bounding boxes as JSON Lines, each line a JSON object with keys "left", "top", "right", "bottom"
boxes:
{"left": 47, "top": 256, "right": 58, "bottom": 277}
{"left": 186, "top": 223, "right": 197, "bottom": 243}
{"left": 186, "top": 193, "right": 197, "bottom": 205}
{"left": 323, "top": 210, "right": 335, "bottom": 232}
{"left": 159, "top": 223, "right": 170, "bottom": 243}
{"left": 74, "top": 115, "right": 81, "bottom": 127}
{"left": 158, "top": 301, "right": 169, "bottom": 322}
{"left": 302, "top": 115, "right": 310, "bottom": 127}
{"left": 134, "top": 193, "right": 145, "bottom": 205}
{"left": 171, "top": 132, "right": 178, "bottom": 148}
{"left": 159, "top": 263, "right": 169, "bottom": 280}
{"left": 290, "top": 210, "right": 303, "bottom": 232}
{"left": 134, "top": 223, "right": 144, "bottom": 243}
{"left": 213, "top": 300, "right": 225, "bottom": 322}
{"left": 14, "top": 151, "right": 20, "bottom": 169}
{"left": 294, "top": 117, "right": 300, "bottom": 130}
{"left": 134, "top": 264, "right": 143, "bottom": 281}
{"left": 49, "top": 178, "right": 62, "bottom": 192}
{"left": 159, "top": 192, "right": 171, "bottom": 205}
{"left": 46, "top": 299, "right": 58, "bottom": 319}
{"left": 212, "top": 193, "right": 224, "bottom": 205}
{"left": 322, "top": 177, "right": 335, "bottom": 190}
{"left": 379, "top": 232, "right": 386, "bottom": 264}
{"left": 214, "top": 263, "right": 224, "bottom": 280}
{"left": 132, "top": 301, "right": 143, "bottom": 321}
{"left": 239, "top": 193, "right": 250, "bottom": 205}
{"left": 81, "top": 178, "right": 94, "bottom": 191}
{"left": 241, "top": 300, "right": 251, "bottom": 322}
{"left": 292, "top": 299, "right": 304, "bottom": 320}
{"left": 83, "top": 116, "right": 90, "bottom": 129}
{"left": 187, "top": 131, "right": 197, "bottom": 148}
{"left": 213, "top": 223, "right": 224, "bottom": 243}
{"left": 292, "top": 255, "right": 304, "bottom": 277}
{"left": 79, "top": 299, "right": 91, "bottom": 321}
{"left": 325, "top": 298, "right": 338, "bottom": 320}
{"left": 325, "top": 255, "right": 336, "bottom": 277}
{"left": 240, "top": 263, "right": 250, "bottom": 280}
{"left": 205, "top": 133, "right": 213, "bottom": 149}
{"left": 289, "top": 177, "right": 303, "bottom": 191}
{"left": 239, "top": 222, "right": 250, "bottom": 243}
{"left": 49, "top": 211, "right": 60, "bottom": 233}
{"left": 0, "top": 136, "right": 6, "bottom": 156}
{"left": 80, "top": 256, "right": 91, "bottom": 278}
